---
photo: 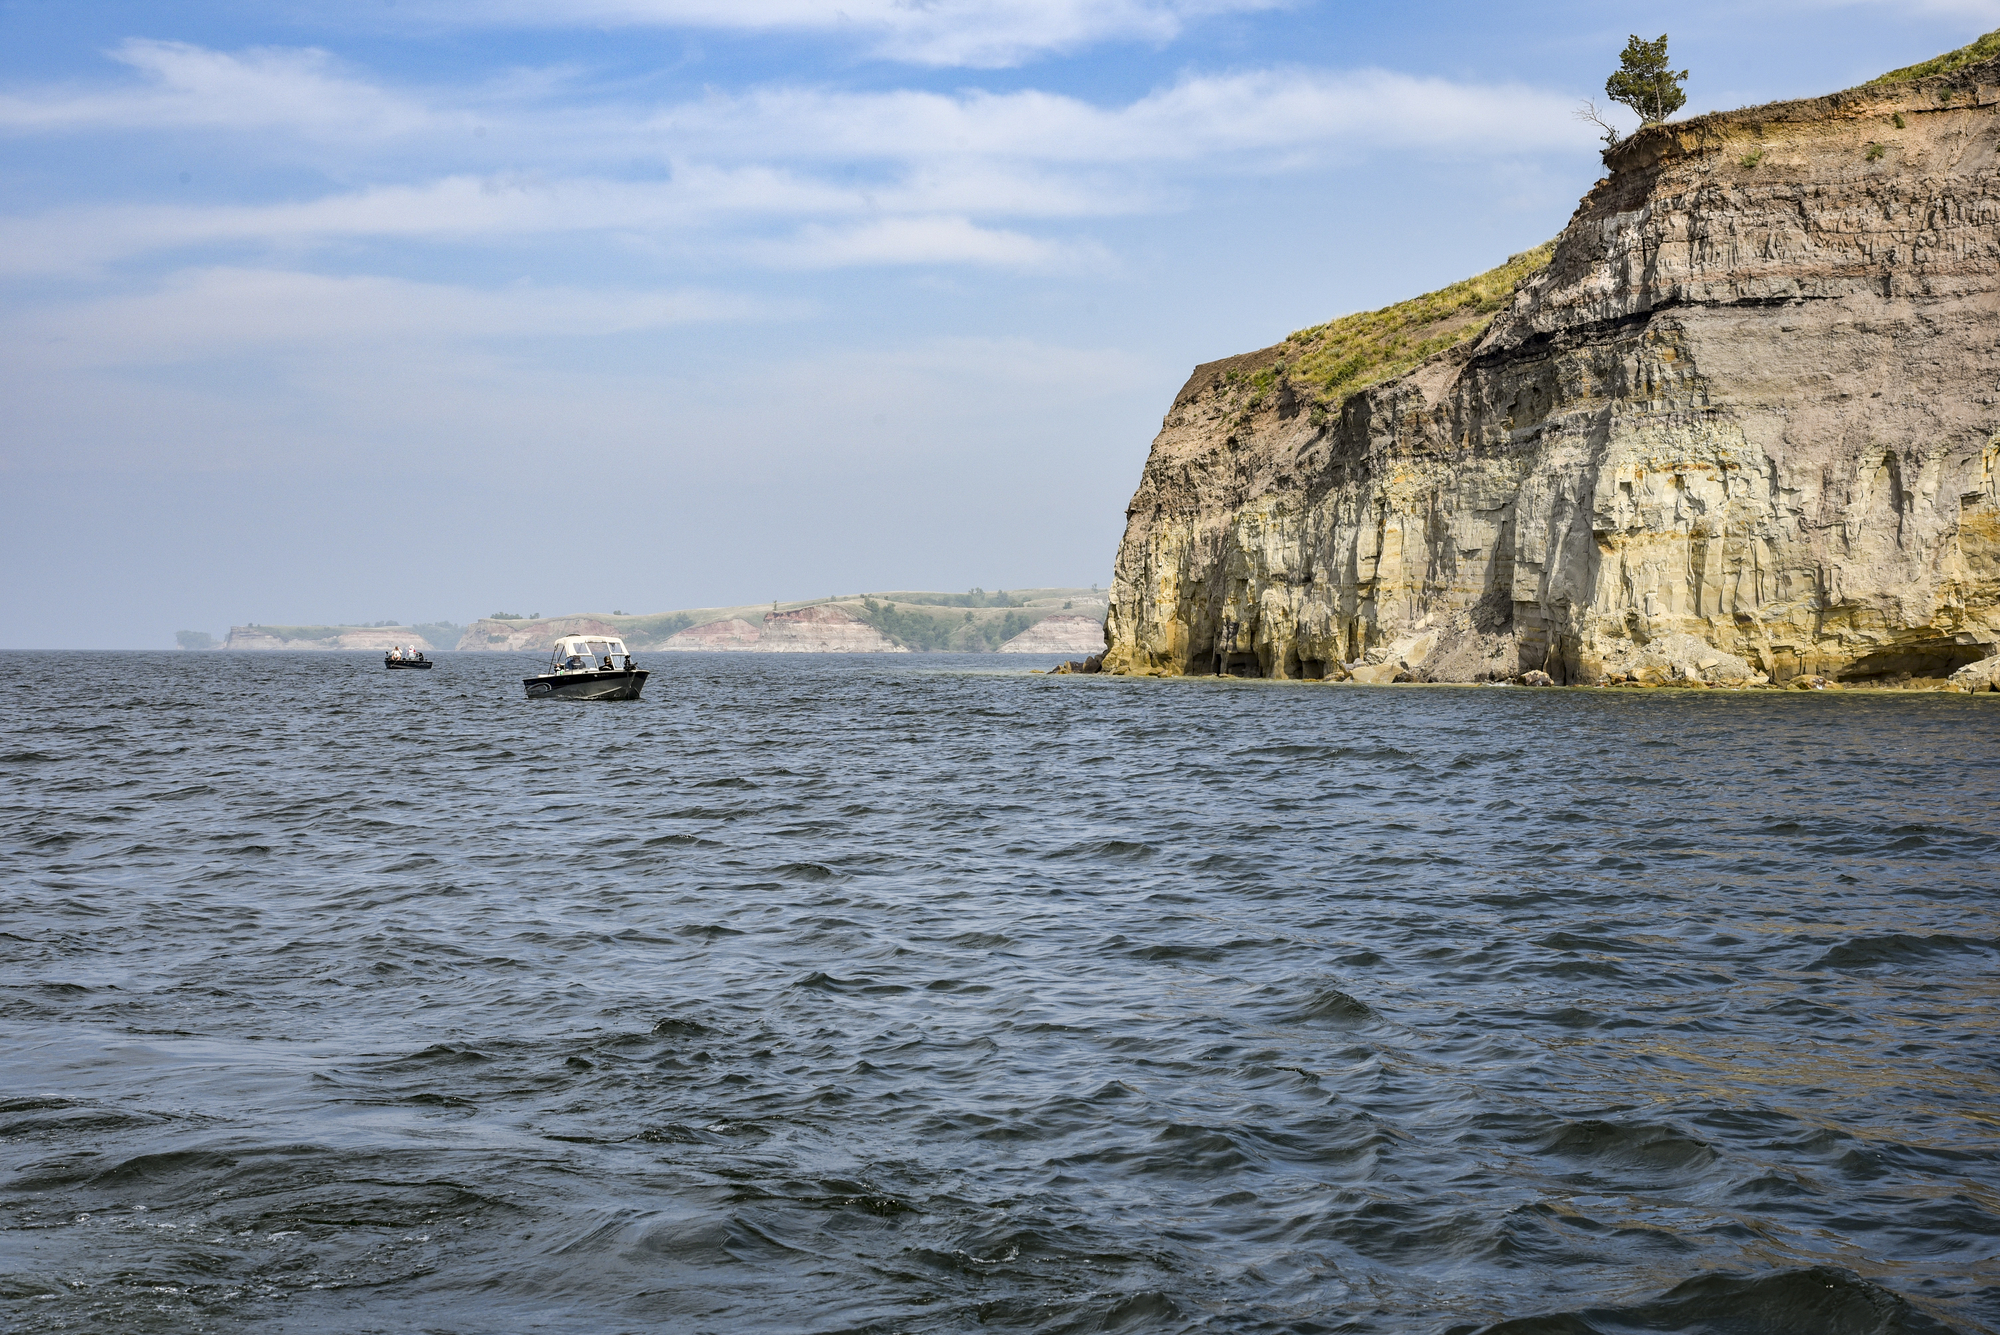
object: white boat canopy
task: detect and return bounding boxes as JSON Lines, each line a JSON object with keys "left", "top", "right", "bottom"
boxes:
{"left": 548, "top": 635, "right": 631, "bottom": 668}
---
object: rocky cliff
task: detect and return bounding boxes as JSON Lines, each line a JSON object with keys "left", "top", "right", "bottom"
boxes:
{"left": 997, "top": 614, "right": 1107, "bottom": 653}
{"left": 1105, "top": 45, "right": 2000, "bottom": 687}
{"left": 652, "top": 610, "right": 906, "bottom": 652}
{"left": 225, "top": 626, "right": 433, "bottom": 652}
{"left": 756, "top": 605, "right": 907, "bottom": 652}
{"left": 659, "top": 618, "right": 767, "bottom": 651}
{"left": 456, "top": 616, "right": 622, "bottom": 652}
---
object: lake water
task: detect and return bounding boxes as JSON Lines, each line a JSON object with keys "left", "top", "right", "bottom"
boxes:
{"left": 2, "top": 651, "right": 1997, "bottom": 1334}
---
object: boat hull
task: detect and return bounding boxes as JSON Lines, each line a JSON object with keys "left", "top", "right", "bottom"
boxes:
{"left": 385, "top": 659, "right": 433, "bottom": 670}
{"left": 524, "top": 669, "right": 648, "bottom": 701}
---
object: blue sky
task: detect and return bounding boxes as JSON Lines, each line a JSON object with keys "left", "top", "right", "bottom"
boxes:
{"left": 0, "top": 0, "right": 1983, "bottom": 645}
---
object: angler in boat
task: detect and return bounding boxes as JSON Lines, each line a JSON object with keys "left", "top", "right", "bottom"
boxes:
{"left": 385, "top": 645, "right": 433, "bottom": 670}
{"left": 523, "top": 635, "right": 647, "bottom": 701}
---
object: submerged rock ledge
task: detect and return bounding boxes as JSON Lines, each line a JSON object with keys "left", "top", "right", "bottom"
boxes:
{"left": 1104, "top": 51, "right": 2000, "bottom": 688}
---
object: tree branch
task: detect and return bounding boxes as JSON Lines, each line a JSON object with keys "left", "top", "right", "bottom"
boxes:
{"left": 1574, "top": 98, "right": 1624, "bottom": 148}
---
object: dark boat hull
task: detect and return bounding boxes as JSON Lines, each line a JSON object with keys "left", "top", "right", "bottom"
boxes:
{"left": 385, "top": 658, "right": 433, "bottom": 670}
{"left": 524, "top": 669, "right": 648, "bottom": 701}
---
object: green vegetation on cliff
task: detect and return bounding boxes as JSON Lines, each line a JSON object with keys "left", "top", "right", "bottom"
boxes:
{"left": 879, "top": 588, "right": 1025, "bottom": 609}
{"left": 614, "top": 612, "right": 697, "bottom": 646}
{"left": 1871, "top": 27, "right": 2000, "bottom": 84}
{"left": 1604, "top": 34, "right": 1688, "bottom": 125}
{"left": 1277, "top": 242, "right": 1557, "bottom": 410}
{"left": 856, "top": 599, "right": 1037, "bottom": 651}
{"left": 1208, "top": 26, "right": 1996, "bottom": 430}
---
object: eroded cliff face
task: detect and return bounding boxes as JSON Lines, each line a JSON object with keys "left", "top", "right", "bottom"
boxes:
{"left": 660, "top": 618, "right": 766, "bottom": 651}
{"left": 652, "top": 607, "right": 908, "bottom": 652}
{"left": 457, "top": 617, "right": 620, "bottom": 652}
{"left": 225, "top": 626, "right": 432, "bottom": 652}
{"left": 756, "top": 605, "right": 907, "bottom": 652}
{"left": 997, "top": 614, "right": 1108, "bottom": 653}
{"left": 1106, "top": 62, "right": 2000, "bottom": 685}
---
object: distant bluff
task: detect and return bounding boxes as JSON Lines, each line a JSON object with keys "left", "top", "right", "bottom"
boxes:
{"left": 454, "top": 588, "right": 1108, "bottom": 654}
{"left": 225, "top": 625, "right": 433, "bottom": 652}
{"left": 1104, "top": 35, "right": 2000, "bottom": 687}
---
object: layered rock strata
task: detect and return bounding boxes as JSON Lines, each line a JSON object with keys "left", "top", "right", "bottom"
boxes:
{"left": 1105, "top": 58, "right": 2000, "bottom": 685}
{"left": 755, "top": 605, "right": 906, "bottom": 652}
{"left": 997, "top": 614, "right": 1108, "bottom": 654}
{"left": 659, "top": 618, "right": 767, "bottom": 651}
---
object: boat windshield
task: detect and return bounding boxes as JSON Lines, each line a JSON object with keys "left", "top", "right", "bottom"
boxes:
{"left": 547, "top": 637, "right": 631, "bottom": 670}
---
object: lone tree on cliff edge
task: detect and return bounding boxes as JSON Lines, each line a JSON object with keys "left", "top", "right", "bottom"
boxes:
{"left": 1576, "top": 33, "right": 1688, "bottom": 148}
{"left": 1608, "top": 33, "right": 1688, "bottom": 123}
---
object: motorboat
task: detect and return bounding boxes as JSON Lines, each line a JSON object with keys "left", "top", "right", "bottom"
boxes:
{"left": 524, "top": 634, "right": 648, "bottom": 701}
{"left": 386, "top": 652, "right": 433, "bottom": 670}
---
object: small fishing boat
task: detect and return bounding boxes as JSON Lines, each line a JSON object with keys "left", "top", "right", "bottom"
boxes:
{"left": 523, "top": 634, "right": 647, "bottom": 701}
{"left": 385, "top": 653, "right": 433, "bottom": 670}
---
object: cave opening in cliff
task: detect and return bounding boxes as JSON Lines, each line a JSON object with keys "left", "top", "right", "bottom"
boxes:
{"left": 1216, "top": 651, "right": 1262, "bottom": 678}
{"left": 1834, "top": 642, "right": 1992, "bottom": 682}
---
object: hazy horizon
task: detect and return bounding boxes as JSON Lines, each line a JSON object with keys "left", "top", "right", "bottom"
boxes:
{"left": 2, "top": 0, "right": 1974, "bottom": 649}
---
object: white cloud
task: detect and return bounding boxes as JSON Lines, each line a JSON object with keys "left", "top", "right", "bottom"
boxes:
{"left": 0, "top": 43, "right": 1589, "bottom": 164}
{"left": 747, "top": 215, "right": 1102, "bottom": 269}
{"left": 0, "top": 58, "right": 1592, "bottom": 276}
{"left": 10, "top": 267, "right": 779, "bottom": 366}
{"left": 422, "top": 0, "right": 1290, "bottom": 67}
{"left": 651, "top": 69, "right": 1592, "bottom": 162}
{"left": 0, "top": 39, "right": 439, "bottom": 139}
{"left": 0, "top": 168, "right": 1131, "bottom": 276}
{"left": 3, "top": 278, "right": 1158, "bottom": 481}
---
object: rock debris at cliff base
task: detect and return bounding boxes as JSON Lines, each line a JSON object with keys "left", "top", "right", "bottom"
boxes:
{"left": 1104, "top": 40, "right": 2000, "bottom": 691}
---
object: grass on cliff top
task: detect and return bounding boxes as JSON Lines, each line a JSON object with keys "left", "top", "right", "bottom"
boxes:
{"left": 1871, "top": 26, "right": 2000, "bottom": 84}
{"left": 239, "top": 624, "right": 415, "bottom": 641}
{"left": 1274, "top": 241, "right": 1556, "bottom": 407}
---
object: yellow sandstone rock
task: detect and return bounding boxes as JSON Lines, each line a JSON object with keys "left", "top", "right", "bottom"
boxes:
{"left": 1103, "top": 51, "right": 2000, "bottom": 688}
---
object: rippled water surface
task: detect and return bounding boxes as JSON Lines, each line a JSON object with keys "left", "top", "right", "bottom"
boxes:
{"left": 3, "top": 651, "right": 1998, "bottom": 1334}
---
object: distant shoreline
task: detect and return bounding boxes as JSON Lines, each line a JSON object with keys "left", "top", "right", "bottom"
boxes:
{"left": 203, "top": 587, "right": 1110, "bottom": 657}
